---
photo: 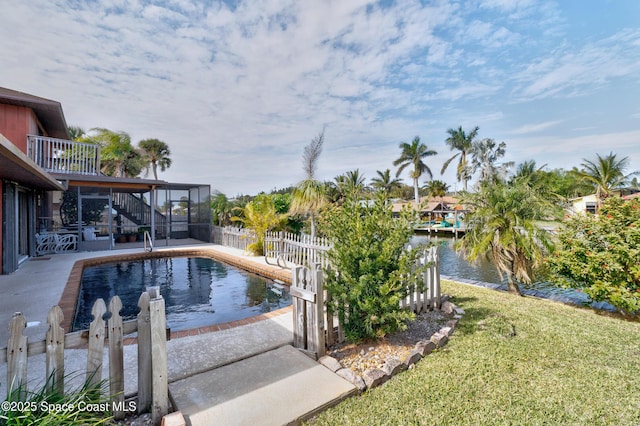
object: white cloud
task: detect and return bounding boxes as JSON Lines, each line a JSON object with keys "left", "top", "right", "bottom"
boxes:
{"left": 510, "top": 120, "right": 563, "bottom": 135}
{"left": 513, "top": 29, "right": 640, "bottom": 100}
{"left": 0, "top": 0, "right": 638, "bottom": 195}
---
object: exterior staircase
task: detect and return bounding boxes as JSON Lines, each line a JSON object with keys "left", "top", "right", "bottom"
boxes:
{"left": 111, "top": 192, "right": 168, "bottom": 237}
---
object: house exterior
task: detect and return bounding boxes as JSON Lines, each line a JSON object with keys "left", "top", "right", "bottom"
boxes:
{"left": 0, "top": 87, "right": 68, "bottom": 273}
{"left": 0, "top": 87, "right": 211, "bottom": 275}
{"left": 568, "top": 194, "right": 599, "bottom": 215}
{"left": 569, "top": 188, "right": 640, "bottom": 216}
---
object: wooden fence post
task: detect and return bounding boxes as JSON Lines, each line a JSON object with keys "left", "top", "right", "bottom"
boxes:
{"left": 311, "top": 264, "right": 325, "bottom": 358}
{"left": 137, "top": 291, "right": 152, "bottom": 414}
{"left": 148, "top": 287, "right": 169, "bottom": 424}
{"left": 86, "top": 299, "right": 106, "bottom": 387}
{"left": 7, "top": 313, "right": 27, "bottom": 400}
{"left": 431, "top": 246, "right": 441, "bottom": 309}
{"left": 108, "top": 296, "right": 125, "bottom": 420}
{"left": 423, "top": 249, "right": 434, "bottom": 310}
{"left": 292, "top": 266, "right": 308, "bottom": 350}
{"left": 291, "top": 265, "right": 325, "bottom": 359}
{"left": 45, "top": 306, "right": 65, "bottom": 395}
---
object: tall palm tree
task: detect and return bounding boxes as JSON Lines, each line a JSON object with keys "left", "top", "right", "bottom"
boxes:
{"left": 138, "top": 138, "right": 172, "bottom": 180}
{"left": 577, "top": 152, "right": 633, "bottom": 209}
{"left": 441, "top": 126, "right": 478, "bottom": 192}
{"left": 470, "top": 138, "right": 513, "bottom": 185}
{"left": 393, "top": 136, "right": 437, "bottom": 204}
{"left": 370, "top": 169, "right": 403, "bottom": 194}
{"left": 457, "top": 180, "right": 558, "bottom": 295}
{"left": 290, "top": 130, "right": 326, "bottom": 239}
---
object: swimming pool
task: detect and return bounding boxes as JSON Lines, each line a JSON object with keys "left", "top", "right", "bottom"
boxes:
{"left": 73, "top": 256, "right": 291, "bottom": 332}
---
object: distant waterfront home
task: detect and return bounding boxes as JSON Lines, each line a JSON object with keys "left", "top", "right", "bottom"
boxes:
{"left": 569, "top": 194, "right": 599, "bottom": 215}
{"left": 391, "top": 195, "right": 465, "bottom": 222}
{"left": 0, "top": 87, "right": 211, "bottom": 275}
{"left": 568, "top": 187, "right": 640, "bottom": 216}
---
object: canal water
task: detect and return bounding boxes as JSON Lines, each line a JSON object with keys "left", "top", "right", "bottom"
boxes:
{"left": 410, "top": 234, "right": 614, "bottom": 311}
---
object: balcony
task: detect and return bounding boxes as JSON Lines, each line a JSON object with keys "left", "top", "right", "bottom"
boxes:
{"left": 27, "top": 135, "right": 100, "bottom": 175}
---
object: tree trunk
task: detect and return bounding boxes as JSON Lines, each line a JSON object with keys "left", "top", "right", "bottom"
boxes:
{"left": 413, "top": 178, "right": 420, "bottom": 205}
{"left": 506, "top": 271, "right": 522, "bottom": 296}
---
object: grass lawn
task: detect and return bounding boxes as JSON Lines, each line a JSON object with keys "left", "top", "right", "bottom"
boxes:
{"left": 309, "top": 280, "right": 640, "bottom": 425}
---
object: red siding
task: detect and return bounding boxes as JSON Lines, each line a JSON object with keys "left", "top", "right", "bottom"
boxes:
{"left": 0, "top": 184, "right": 3, "bottom": 264}
{"left": 0, "top": 104, "right": 34, "bottom": 153}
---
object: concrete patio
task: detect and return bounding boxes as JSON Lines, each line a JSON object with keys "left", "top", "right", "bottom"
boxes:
{"left": 0, "top": 242, "right": 356, "bottom": 424}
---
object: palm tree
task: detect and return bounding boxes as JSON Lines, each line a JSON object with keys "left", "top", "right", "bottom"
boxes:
{"left": 211, "top": 191, "right": 233, "bottom": 226}
{"left": 67, "top": 125, "right": 86, "bottom": 141}
{"left": 90, "top": 128, "right": 143, "bottom": 177}
{"left": 470, "top": 138, "right": 513, "bottom": 185}
{"left": 370, "top": 169, "right": 403, "bottom": 194}
{"left": 456, "top": 180, "right": 558, "bottom": 295}
{"left": 231, "top": 194, "right": 287, "bottom": 255}
{"left": 577, "top": 152, "right": 633, "bottom": 209}
{"left": 138, "top": 138, "right": 172, "bottom": 180}
{"left": 423, "top": 179, "right": 449, "bottom": 202}
{"left": 290, "top": 130, "right": 327, "bottom": 239}
{"left": 333, "top": 169, "right": 366, "bottom": 201}
{"left": 393, "top": 136, "right": 437, "bottom": 204}
{"left": 441, "top": 126, "right": 478, "bottom": 192}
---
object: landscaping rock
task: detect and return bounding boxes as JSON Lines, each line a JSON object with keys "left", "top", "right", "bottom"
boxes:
{"left": 430, "top": 332, "right": 449, "bottom": 348}
{"left": 336, "top": 368, "right": 366, "bottom": 392}
{"left": 414, "top": 340, "right": 436, "bottom": 356}
{"left": 440, "top": 300, "right": 455, "bottom": 314}
{"left": 403, "top": 350, "right": 422, "bottom": 367}
{"left": 454, "top": 307, "right": 465, "bottom": 315}
{"left": 318, "top": 355, "right": 342, "bottom": 372}
{"left": 382, "top": 357, "right": 406, "bottom": 376}
{"left": 440, "top": 326, "right": 453, "bottom": 337}
{"left": 362, "top": 368, "right": 388, "bottom": 388}
{"left": 445, "top": 319, "right": 458, "bottom": 329}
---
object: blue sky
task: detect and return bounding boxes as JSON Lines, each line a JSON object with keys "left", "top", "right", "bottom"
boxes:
{"left": 1, "top": 0, "right": 639, "bottom": 195}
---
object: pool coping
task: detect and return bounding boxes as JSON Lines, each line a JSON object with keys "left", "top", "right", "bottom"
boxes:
{"left": 58, "top": 247, "right": 293, "bottom": 342}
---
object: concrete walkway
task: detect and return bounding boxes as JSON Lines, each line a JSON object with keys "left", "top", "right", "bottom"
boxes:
{"left": 0, "top": 243, "right": 357, "bottom": 424}
{"left": 170, "top": 345, "right": 356, "bottom": 426}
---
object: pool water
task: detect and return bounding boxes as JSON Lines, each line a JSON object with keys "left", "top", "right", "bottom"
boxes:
{"left": 73, "top": 257, "right": 291, "bottom": 332}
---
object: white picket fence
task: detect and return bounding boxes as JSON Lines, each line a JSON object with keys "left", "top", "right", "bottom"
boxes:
{"left": 1, "top": 288, "right": 169, "bottom": 424}
{"left": 264, "top": 231, "right": 332, "bottom": 269}
{"left": 291, "top": 247, "right": 441, "bottom": 359}
{"left": 211, "top": 225, "right": 256, "bottom": 251}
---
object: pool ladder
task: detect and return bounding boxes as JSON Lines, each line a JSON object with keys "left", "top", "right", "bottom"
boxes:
{"left": 143, "top": 231, "right": 153, "bottom": 252}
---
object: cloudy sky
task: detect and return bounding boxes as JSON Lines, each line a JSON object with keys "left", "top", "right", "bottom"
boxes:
{"left": 2, "top": 0, "right": 639, "bottom": 195}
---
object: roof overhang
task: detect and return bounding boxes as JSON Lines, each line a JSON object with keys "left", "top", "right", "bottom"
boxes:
{"left": 0, "top": 134, "right": 65, "bottom": 190}
{"left": 0, "top": 87, "right": 70, "bottom": 139}
{"left": 50, "top": 173, "right": 168, "bottom": 193}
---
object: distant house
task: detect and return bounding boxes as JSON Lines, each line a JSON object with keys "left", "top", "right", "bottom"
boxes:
{"left": 0, "top": 87, "right": 211, "bottom": 274}
{"left": 391, "top": 195, "right": 465, "bottom": 220}
{"left": 568, "top": 194, "right": 599, "bottom": 215}
{"left": 569, "top": 188, "right": 640, "bottom": 216}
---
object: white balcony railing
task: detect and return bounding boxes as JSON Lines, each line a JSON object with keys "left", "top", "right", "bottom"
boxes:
{"left": 27, "top": 135, "right": 101, "bottom": 175}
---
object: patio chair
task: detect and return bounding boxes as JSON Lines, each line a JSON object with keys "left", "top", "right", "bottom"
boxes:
{"left": 35, "top": 232, "right": 58, "bottom": 256}
{"left": 55, "top": 233, "right": 78, "bottom": 253}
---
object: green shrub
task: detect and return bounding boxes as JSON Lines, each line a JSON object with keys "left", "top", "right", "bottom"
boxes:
{"left": 549, "top": 196, "right": 640, "bottom": 315}
{"left": 0, "top": 372, "right": 113, "bottom": 425}
{"left": 319, "top": 191, "right": 423, "bottom": 342}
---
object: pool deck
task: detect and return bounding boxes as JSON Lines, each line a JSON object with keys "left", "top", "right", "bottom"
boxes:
{"left": 0, "top": 243, "right": 357, "bottom": 424}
